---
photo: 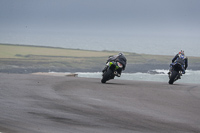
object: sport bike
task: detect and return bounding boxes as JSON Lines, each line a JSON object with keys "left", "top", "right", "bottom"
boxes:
{"left": 101, "top": 61, "right": 124, "bottom": 83}
{"left": 168, "top": 63, "right": 183, "bottom": 84}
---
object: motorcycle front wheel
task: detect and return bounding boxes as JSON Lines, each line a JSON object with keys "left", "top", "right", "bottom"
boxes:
{"left": 101, "top": 69, "right": 112, "bottom": 83}
{"left": 169, "top": 71, "right": 178, "bottom": 84}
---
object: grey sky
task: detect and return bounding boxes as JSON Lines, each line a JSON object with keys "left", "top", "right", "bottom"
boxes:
{"left": 0, "top": 0, "right": 200, "bottom": 56}
{"left": 1, "top": 0, "right": 200, "bottom": 34}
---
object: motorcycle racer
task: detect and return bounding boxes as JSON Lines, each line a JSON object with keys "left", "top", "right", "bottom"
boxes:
{"left": 169, "top": 50, "right": 188, "bottom": 75}
{"left": 102, "top": 53, "right": 127, "bottom": 77}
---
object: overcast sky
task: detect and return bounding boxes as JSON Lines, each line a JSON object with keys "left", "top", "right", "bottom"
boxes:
{"left": 1, "top": 0, "right": 200, "bottom": 34}
{"left": 0, "top": 0, "right": 200, "bottom": 55}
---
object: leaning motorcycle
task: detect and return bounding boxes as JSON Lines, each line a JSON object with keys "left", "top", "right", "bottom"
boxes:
{"left": 101, "top": 61, "right": 123, "bottom": 83}
{"left": 168, "top": 63, "right": 183, "bottom": 84}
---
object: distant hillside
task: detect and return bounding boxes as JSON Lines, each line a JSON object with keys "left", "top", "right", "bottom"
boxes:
{"left": 0, "top": 44, "right": 200, "bottom": 73}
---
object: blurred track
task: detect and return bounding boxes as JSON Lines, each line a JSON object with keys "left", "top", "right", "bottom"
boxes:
{"left": 0, "top": 73, "right": 200, "bottom": 133}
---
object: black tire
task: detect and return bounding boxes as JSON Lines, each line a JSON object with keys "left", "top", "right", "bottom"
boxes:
{"left": 101, "top": 69, "right": 112, "bottom": 83}
{"left": 169, "top": 71, "right": 178, "bottom": 84}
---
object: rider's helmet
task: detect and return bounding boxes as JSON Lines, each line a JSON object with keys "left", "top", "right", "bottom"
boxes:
{"left": 117, "top": 52, "right": 127, "bottom": 70}
{"left": 179, "top": 50, "right": 184, "bottom": 55}
{"left": 181, "top": 50, "right": 185, "bottom": 55}
{"left": 179, "top": 50, "right": 185, "bottom": 59}
{"left": 118, "top": 52, "right": 123, "bottom": 56}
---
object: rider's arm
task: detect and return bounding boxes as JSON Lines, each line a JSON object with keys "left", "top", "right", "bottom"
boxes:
{"left": 172, "top": 54, "right": 178, "bottom": 63}
{"left": 185, "top": 58, "right": 188, "bottom": 70}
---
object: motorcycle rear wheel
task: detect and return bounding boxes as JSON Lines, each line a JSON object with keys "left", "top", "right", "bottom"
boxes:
{"left": 169, "top": 71, "right": 178, "bottom": 84}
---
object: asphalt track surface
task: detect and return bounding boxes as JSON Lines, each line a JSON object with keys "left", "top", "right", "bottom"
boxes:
{"left": 0, "top": 73, "right": 200, "bottom": 133}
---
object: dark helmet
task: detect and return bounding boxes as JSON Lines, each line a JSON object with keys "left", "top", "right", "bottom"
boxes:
{"left": 117, "top": 52, "right": 127, "bottom": 70}
{"left": 118, "top": 52, "right": 123, "bottom": 56}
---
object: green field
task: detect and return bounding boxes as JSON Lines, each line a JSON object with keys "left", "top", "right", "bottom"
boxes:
{"left": 0, "top": 44, "right": 200, "bottom": 73}
{"left": 0, "top": 44, "right": 122, "bottom": 72}
{"left": 0, "top": 44, "right": 119, "bottom": 58}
